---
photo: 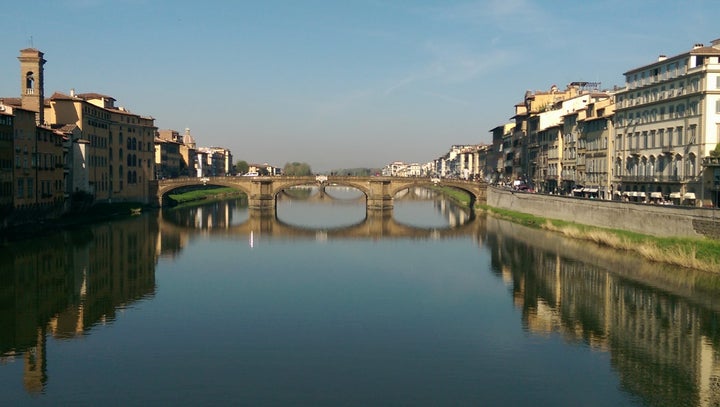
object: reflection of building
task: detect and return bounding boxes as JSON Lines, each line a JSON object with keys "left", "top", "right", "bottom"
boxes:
{"left": 0, "top": 215, "right": 159, "bottom": 393}
{"left": 486, "top": 219, "right": 720, "bottom": 406}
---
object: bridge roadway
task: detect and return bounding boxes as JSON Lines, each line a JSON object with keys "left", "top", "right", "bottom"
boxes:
{"left": 156, "top": 176, "right": 487, "bottom": 211}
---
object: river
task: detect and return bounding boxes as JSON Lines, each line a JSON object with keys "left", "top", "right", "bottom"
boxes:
{"left": 1, "top": 186, "right": 719, "bottom": 406}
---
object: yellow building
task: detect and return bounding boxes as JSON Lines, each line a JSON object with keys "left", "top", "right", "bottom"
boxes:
{"left": 45, "top": 91, "right": 157, "bottom": 204}
{"left": 0, "top": 110, "right": 13, "bottom": 213}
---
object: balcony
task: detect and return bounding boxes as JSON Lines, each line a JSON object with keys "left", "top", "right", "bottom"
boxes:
{"left": 620, "top": 175, "right": 683, "bottom": 182}
{"left": 703, "top": 156, "right": 720, "bottom": 167}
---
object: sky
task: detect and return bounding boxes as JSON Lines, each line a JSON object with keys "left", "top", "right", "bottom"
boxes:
{"left": 2, "top": 0, "right": 718, "bottom": 172}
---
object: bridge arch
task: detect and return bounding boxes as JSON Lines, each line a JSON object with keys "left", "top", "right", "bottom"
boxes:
{"left": 156, "top": 177, "right": 253, "bottom": 206}
{"left": 156, "top": 176, "right": 486, "bottom": 210}
{"left": 387, "top": 179, "right": 485, "bottom": 207}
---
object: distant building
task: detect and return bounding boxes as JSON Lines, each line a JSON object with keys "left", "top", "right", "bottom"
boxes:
{"left": 157, "top": 128, "right": 197, "bottom": 177}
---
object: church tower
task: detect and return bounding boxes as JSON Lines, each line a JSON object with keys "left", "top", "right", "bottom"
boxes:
{"left": 18, "top": 48, "right": 46, "bottom": 125}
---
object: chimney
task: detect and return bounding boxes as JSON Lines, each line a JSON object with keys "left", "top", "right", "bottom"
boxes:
{"left": 693, "top": 43, "right": 703, "bottom": 49}
{"left": 70, "top": 88, "right": 75, "bottom": 97}
{"left": 658, "top": 55, "right": 667, "bottom": 61}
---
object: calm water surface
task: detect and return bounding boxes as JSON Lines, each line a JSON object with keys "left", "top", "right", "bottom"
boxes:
{"left": 1, "top": 186, "right": 719, "bottom": 406}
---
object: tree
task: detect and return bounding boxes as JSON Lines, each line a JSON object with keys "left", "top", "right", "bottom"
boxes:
{"left": 711, "top": 144, "right": 720, "bottom": 158}
{"left": 283, "top": 162, "right": 312, "bottom": 176}
{"left": 234, "top": 160, "right": 249, "bottom": 174}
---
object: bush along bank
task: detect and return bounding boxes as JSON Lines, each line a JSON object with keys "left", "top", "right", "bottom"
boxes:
{"left": 478, "top": 204, "right": 720, "bottom": 274}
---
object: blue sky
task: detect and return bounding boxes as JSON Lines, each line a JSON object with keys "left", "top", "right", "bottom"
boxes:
{"left": 2, "top": 0, "right": 718, "bottom": 171}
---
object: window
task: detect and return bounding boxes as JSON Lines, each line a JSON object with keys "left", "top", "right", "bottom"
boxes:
{"left": 688, "top": 125, "right": 696, "bottom": 143}
{"left": 686, "top": 155, "right": 696, "bottom": 177}
{"left": 677, "top": 126, "right": 683, "bottom": 145}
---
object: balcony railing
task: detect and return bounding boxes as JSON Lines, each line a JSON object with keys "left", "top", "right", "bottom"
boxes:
{"left": 620, "top": 175, "right": 683, "bottom": 182}
{"left": 702, "top": 156, "right": 720, "bottom": 167}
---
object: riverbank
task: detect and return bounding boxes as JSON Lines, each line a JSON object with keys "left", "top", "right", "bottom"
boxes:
{"left": 166, "top": 187, "right": 245, "bottom": 205}
{"left": 430, "top": 185, "right": 473, "bottom": 207}
{"left": 478, "top": 204, "right": 720, "bottom": 274}
{"left": 1, "top": 201, "right": 150, "bottom": 244}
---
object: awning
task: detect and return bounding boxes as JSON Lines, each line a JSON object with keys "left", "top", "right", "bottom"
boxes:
{"left": 650, "top": 192, "right": 662, "bottom": 198}
{"left": 638, "top": 192, "right": 646, "bottom": 198}
{"left": 629, "top": 191, "right": 638, "bottom": 197}
{"left": 614, "top": 190, "right": 621, "bottom": 195}
{"left": 669, "top": 192, "right": 682, "bottom": 199}
{"left": 572, "top": 188, "right": 583, "bottom": 193}
{"left": 684, "top": 192, "right": 696, "bottom": 200}
{"left": 583, "top": 188, "right": 599, "bottom": 193}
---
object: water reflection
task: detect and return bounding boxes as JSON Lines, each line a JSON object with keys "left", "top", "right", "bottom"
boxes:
{"left": 0, "top": 216, "right": 158, "bottom": 394}
{"left": 0, "top": 195, "right": 719, "bottom": 405}
{"left": 484, "top": 217, "right": 720, "bottom": 407}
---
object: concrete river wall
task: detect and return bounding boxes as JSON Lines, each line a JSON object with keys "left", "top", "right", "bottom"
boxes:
{"left": 486, "top": 186, "right": 720, "bottom": 239}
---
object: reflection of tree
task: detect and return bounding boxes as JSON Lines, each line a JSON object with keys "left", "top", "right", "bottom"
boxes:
{"left": 485, "top": 218, "right": 720, "bottom": 407}
{"left": 0, "top": 214, "right": 159, "bottom": 393}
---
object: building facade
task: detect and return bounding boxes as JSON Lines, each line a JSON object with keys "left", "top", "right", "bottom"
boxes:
{"left": 614, "top": 40, "right": 720, "bottom": 206}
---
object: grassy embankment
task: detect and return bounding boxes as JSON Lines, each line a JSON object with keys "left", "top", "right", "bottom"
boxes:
{"left": 478, "top": 204, "right": 720, "bottom": 274}
{"left": 431, "top": 185, "right": 720, "bottom": 273}
{"left": 430, "top": 185, "right": 473, "bottom": 207}
{"left": 167, "top": 187, "right": 245, "bottom": 208}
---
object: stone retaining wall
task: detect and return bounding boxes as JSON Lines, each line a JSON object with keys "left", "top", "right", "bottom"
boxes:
{"left": 486, "top": 186, "right": 720, "bottom": 239}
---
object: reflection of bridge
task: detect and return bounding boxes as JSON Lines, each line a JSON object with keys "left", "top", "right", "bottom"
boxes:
{"left": 158, "top": 209, "right": 485, "bottom": 241}
{"left": 157, "top": 176, "right": 486, "bottom": 211}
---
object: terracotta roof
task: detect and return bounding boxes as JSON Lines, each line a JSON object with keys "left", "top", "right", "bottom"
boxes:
{"left": 0, "top": 97, "right": 22, "bottom": 106}
{"left": 76, "top": 92, "right": 116, "bottom": 101}
{"left": 51, "top": 123, "right": 79, "bottom": 133}
{"left": 49, "top": 92, "right": 77, "bottom": 101}
{"left": 690, "top": 46, "right": 720, "bottom": 55}
{"left": 624, "top": 44, "right": 720, "bottom": 74}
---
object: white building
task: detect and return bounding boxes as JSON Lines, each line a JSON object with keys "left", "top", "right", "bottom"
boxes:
{"left": 614, "top": 39, "right": 720, "bottom": 206}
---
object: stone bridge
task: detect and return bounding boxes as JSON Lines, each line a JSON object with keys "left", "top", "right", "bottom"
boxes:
{"left": 157, "top": 176, "right": 487, "bottom": 211}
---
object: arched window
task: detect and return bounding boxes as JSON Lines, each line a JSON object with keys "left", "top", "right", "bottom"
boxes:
{"left": 640, "top": 157, "right": 647, "bottom": 177}
{"left": 673, "top": 155, "right": 681, "bottom": 177}
{"left": 127, "top": 154, "right": 131, "bottom": 166}
{"left": 25, "top": 72, "right": 35, "bottom": 93}
{"left": 127, "top": 171, "right": 132, "bottom": 184}
{"left": 686, "top": 154, "right": 696, "bottom": 177}
{"left": 648, "top": 156, "right": 655, "bottom": 176}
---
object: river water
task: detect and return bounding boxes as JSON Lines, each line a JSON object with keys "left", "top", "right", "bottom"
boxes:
{"left": 1, "top": 186, "right": 719, "bottom": 406}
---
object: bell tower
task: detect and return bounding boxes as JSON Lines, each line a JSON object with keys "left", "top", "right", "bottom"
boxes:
{"left": 18, "top": 48, "right": 46, "bottom": 125}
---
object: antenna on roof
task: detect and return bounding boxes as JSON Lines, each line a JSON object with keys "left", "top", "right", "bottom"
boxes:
{"left": 29, "top": 35, "right": 33, "bottom": 48}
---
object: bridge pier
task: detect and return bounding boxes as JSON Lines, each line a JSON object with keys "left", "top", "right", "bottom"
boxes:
{"left": 248, "top": 179, "right": 276, "bottom": 210}
{"left": 366, "top": 179, "right": 394, "bottom": 210}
